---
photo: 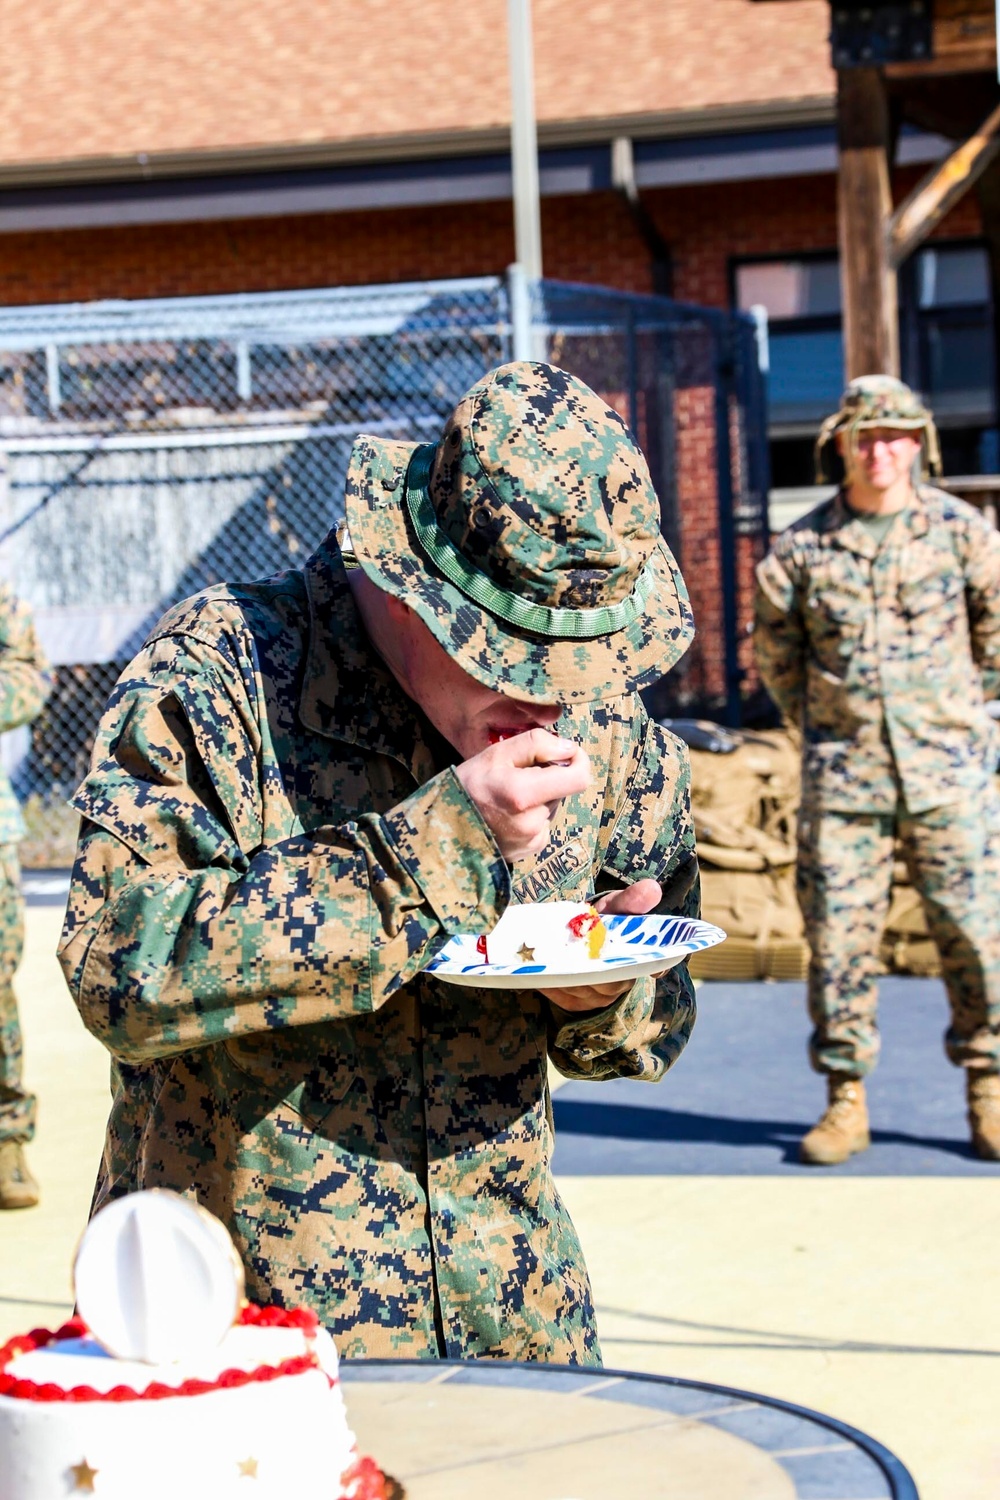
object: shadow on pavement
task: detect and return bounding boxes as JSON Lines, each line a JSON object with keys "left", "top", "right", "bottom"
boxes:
{"left": 552, "top": 1097, "right": 980, "bottom": 1165}
{"left": 596, "top": 1304, "right": 1000, "bottom": 1359}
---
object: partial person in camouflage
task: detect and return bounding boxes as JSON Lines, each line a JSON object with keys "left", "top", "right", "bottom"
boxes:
{"left": 755, "top": 375, "right": 1000, "bottom": 1165}
{"left": 59, "top": 362, "right": 699, "bottom": 1363}
{"left": 0, "top": 585, "right": 52, "bottom": 1208}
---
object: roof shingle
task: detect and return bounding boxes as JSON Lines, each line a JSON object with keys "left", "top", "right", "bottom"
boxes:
{"left": 0, "top": 0, "right": 834, "bottom": 174}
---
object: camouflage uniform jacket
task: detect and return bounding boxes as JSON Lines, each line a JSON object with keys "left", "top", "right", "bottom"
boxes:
{"left": 0, "top": 585, "right": 51, "bottom": 845}
{"left": 754, "top": 485, "right": 1000, "bottom": 814}
{"left": 58, "top": 532, "right": 697, "bottom": 1364}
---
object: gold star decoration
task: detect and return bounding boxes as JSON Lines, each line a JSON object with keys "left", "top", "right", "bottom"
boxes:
{"left": 516, "top": 943, "right": 536, "bottom": 962}
{"left": 69, "top": 1459, "right": 99, "bottom": 1493}
{"left": 237, "top": 1457, "right": 260, "bottom": 1480}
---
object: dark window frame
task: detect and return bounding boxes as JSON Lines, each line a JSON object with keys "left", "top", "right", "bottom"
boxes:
{"left": 730, "top": 238, "right": 996, "bottom": 432}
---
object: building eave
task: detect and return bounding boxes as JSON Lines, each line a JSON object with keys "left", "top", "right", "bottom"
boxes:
{"left": 0, "top": 97, "right": 836, "bottom": 191}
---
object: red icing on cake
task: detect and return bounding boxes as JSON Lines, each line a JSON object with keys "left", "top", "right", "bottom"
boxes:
{"left": 567, "top": 911, "right": 601, "bottom": 939}
{"left": 342, "top": 1454, "right": 396, "bottom": 1500}
{"left": 0, "top": 1304, "right": 327, "bottom": 1405}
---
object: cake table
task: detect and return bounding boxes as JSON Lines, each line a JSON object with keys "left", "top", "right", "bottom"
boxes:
{"left": 342, "top": 1360, "right": 918, "bottom": 1500}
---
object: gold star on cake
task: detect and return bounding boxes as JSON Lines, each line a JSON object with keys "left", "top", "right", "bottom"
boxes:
{"left": 517, "top": 943, "right": 536, "bottom": 962}
{"left": 69, "top": 1459, "right": 99, "bottom": 1493}
{"left": 237, "top": 1457, "right": 260, "bottom": 1479}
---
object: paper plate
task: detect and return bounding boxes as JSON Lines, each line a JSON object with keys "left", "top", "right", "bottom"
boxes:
{"left": 425, "top": 913, "right": 727, "bottom": 990}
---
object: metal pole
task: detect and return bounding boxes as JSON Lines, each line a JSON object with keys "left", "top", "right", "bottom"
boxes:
{"left": 507, "top": 262, "right": 533, "bottom": 363}
{"left": 508, "top": 0, "right": 543, "bottom": 282}
{"left": 45, "top": 344, "right": 62, "bottom": 413}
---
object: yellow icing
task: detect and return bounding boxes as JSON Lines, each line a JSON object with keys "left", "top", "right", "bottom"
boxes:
{"left": 587, "top": 919, "right": 607, "bottom": 959}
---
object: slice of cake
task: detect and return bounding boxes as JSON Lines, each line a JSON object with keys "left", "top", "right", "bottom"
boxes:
{"left": 0, "top": 1191, "right": 400, "bottom": 1500}
{"left": 478, "top": 900, "right": 610, "bottom": 968}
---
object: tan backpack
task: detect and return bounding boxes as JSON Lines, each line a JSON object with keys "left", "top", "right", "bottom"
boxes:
{"left": 669, "top": 723, "right": 809, "bottom": 981}
{"left": 669, "top": 720, "right": 943, "bottom": 980}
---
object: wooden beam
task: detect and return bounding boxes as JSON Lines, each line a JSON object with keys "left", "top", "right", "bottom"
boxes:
{"left": 837, "top": 68, "right": 899, "bottom": 378}
{"left": 888, "top": 101, "right": 1000, "bottom": 267}
{"left": 974, "top": 154, "right": 1000, "bottom": 433}
{"left": 885, "top": 0, "right": 996, "bottom": 79}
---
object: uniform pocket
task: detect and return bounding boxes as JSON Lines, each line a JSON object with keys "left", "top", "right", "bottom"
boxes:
{"left": 805, "top": 562, "right": 869, "bottom": 672}
{"left": 898, "top": 565, "right": 965, "bottom": 621}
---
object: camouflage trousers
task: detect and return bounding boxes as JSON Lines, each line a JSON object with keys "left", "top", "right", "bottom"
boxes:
{"left": 797, "top": 794, "right": 1000, "bottom": 1078}
{"left": 0, "top": 845, "right": 34, "bottom": 1142}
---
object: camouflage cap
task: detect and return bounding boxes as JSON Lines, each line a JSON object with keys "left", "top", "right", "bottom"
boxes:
{"left": 815, "top": 374, "right": 941, "bottom": 479}
{"left": 344, "top": 361, "right": 694, "bottom": 705}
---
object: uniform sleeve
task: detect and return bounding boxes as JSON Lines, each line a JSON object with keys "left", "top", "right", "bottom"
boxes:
{"left": 0, "top": 588, "right": 52, "bottom": 732}
{"left": 958, "top": 514, "right": 1000, "bottom": 698}
{"left": 754, "top": 549, "right": 806, "bottom": 727}
{"left": 547, "top": 718, "right": 699, "bottom": 1083}
{"left": 58, "top": 636, "right": 508, "bottom": 1066}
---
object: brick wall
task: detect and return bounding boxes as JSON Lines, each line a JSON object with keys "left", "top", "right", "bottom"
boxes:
{"left": 0, "top": 167, "right": 982, "bottom": 309}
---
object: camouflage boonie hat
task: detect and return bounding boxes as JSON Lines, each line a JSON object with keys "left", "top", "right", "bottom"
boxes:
{"left": 815, "top": 374, "right": 941, "bottom": 480}
{"left": 343, "top": 361, "right": 693, "bottom": 705}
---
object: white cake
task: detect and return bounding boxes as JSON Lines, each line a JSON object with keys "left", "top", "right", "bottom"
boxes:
{"left": 0, "top": 1191, "right": 395, "bottom": 1500}
{"left": 0, "top": 1305, "right": 387, "bottom": 1500}
{"left": 481, "top": 900, "right": 610, "bottom": 967}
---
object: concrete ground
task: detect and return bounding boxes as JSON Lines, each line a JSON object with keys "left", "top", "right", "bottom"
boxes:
{"left": 2, "top": 899, "right": 999, "bottom": 1499}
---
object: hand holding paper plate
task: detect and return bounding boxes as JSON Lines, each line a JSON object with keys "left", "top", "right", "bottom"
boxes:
{"left": 426, "top": 900, "right": 726, "bottom": 990}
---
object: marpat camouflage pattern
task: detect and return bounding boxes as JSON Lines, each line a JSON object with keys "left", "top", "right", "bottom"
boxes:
{"left": 755, "top": 484, "right": 1000, "bottom": 1078}
{"left": 755, "top": 485, "right": 1000, "bottom": 813}
{"left": 0, "top": 586, "right": 52, "bottom": 1143}
{"left": 798, "top": 796, "right": 1000, "bottom": 1076}
{"left": 345, "top": 362, "right": 694, "bottom": 706}
{"left": 59, "top": 534, "right": 698, "bottom": 1363}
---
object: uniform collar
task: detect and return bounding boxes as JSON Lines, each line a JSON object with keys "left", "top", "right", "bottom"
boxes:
{"left": 298, "top": 530, "right": 439, "bottom": 782}
{"left": 826, "top": 484, "right": 931, "bottom": 557}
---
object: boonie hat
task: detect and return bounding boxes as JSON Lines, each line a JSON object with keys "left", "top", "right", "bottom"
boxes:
{"left": 343, "top": 361, "right": 693, "bottom": 705}
{"left": 815, "top": 374, "right": 941, "bottom": 480}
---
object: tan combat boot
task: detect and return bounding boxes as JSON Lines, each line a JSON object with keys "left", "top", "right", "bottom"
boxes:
{"left": 0, "top": 1141, "right": 40, "bottom": 1209}
{"left": 967, "top": 1074, "right": 1000, "bottom": 1161}
{"left": 799, "top": 1079, "right": 870, "bottom": 1166}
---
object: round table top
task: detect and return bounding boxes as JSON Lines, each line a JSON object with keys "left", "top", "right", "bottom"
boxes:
{"left": 342, "top": 1360, "right": 917, "bottom": 1500}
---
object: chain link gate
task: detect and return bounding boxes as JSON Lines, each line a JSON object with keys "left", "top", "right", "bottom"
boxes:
{"left": 0, "top": 275, "right": 767, "bottom": 866}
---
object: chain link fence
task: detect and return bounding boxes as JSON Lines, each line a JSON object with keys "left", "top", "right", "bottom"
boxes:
{"left": 0, "top": 275, "right": 767, "bottom": 865}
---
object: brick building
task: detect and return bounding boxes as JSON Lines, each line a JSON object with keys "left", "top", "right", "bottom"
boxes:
{"left": 0, "top": 0, "right": 994, "bottom": 757}
{"left": 1, "top": 0, "right": 993, "bottom": 485}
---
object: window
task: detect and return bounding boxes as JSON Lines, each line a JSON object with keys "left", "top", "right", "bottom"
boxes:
{"left": 905, "top": 246, "right": 994, "bottom": 425}
{"left": 734, "top": 255, "right": 843, "bottom": 428}
{"left": 734, "top": 243, "right": 997, "bottom": 486}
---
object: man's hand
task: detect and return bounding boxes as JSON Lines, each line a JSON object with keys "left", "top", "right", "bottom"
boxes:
{"left": 538, "top": 878, "right": 664, "bottom": 1013}
{"left": 455, "top": 729, "right": 590, "bottom": 863}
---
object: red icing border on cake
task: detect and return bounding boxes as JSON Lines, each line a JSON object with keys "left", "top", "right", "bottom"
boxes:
{"left": 341, "top": 1454, "right": 394, "bottom": 1500}
{"left": 0, "top": 1304, "right": 329, "bottom": 1404}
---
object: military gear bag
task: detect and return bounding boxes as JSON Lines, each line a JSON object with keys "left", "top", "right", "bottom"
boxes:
{"left": 664, "top": 722, "right": 809, "bottom": 980}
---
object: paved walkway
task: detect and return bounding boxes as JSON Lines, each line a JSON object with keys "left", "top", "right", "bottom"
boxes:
{"left": 2, "top": 902, "right": 998, "bottom": 1498}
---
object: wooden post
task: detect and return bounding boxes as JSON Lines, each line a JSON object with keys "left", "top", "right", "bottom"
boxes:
{"left": 837, "top": 67, "right": 899, "bottom": 378}
{"left": 975, "top": 153, "right": 1000, "bottom": 437}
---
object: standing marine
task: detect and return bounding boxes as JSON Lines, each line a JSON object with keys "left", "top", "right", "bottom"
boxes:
{"left": 59, "top": 362, "right": 700, "bottom": 1362}
{"left": 755, "top": 375, "right": 1000, "bottom": 1164}
{"left": 0, "top": 584, "right": 52, "bottom": 1208}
